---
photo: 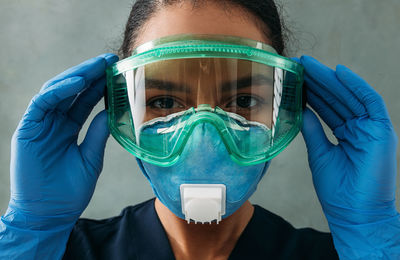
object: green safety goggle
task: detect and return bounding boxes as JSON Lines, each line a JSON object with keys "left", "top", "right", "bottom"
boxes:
{"left": 106, "top": 34, "right": 304, "bottom": 167}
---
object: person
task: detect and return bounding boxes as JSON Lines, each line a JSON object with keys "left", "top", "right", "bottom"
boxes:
{"left": 0, "top": 0, "right": 399, "bottom": 259}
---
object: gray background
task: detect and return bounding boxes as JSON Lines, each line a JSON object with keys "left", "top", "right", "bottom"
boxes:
{"left": 1, "top": 0, "right": 399, "bottom": 232}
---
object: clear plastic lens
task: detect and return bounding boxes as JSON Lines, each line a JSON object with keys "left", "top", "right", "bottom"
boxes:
{"left": 126, "top": 58, "right": 274, "bottom": 127}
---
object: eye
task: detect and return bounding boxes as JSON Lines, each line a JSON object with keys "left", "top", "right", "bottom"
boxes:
{"left": 226, "top": 95, "right": 259, "bottom": 109}
{"left": 147, "top": 97, "right": 184, "bottom": 109}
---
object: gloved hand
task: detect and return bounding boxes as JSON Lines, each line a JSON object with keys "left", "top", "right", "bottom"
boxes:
{"left": 0, "top": 53, "right": 119, "bottom": 259}
{"left": 296, "top": 55, "right": 400, "bottom": 259}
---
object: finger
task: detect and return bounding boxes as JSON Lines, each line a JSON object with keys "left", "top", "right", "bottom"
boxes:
{"left": 335, "top": 64, "right": 390, "bottom": 121}
{"left": 25, "top": 76, "right": 85, "bottom": 122}
{"left": 301, "top": 107, "right": 334, "bottom": 159}
{"left": 55, "top": 95, "right": 79, "bottom": 113}
{"left": 300, "top": 56, "right": 367, "bottom": 118}
{"left": 304, "top": 73, "right": 354, "bottom": 120}
{"left": 53, "top": 54, "right": 118, "bottom": 113}
{"left": 79, "top": 110, "right": 110, "bottom": 177}
{"left": 307, "top": 87, "right": 344, "bottom": 130}
{"left": 290, "top": 57, "right": 300, "bottom": 63}
{"left": 67, "top": 77, "right": 106, "bottom": 126}
{"left": 47, "top": 54, "right": 118, "bottom": 119}
{"left": 41, "top": 53, "right": 119, "bottom": 92}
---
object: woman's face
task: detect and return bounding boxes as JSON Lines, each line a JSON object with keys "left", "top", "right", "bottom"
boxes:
{"left": 132, "top": 2, "right": 273, "bottom": 126}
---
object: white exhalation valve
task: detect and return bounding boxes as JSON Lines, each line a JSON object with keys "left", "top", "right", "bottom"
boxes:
{"left": 180, "top": 184, "right": 226, "bottom": 224}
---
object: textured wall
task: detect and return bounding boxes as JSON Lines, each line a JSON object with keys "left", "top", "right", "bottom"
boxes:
{"left": 1, "top": 0, "right": 399, "bottom": 232}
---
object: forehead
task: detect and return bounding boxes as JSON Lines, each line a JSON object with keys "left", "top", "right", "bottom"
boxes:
{"left": 144, "top": 58, "right": 273, "bottom": 80}
{"left": 133, "top": 1, "right": 270, "bottom": 49}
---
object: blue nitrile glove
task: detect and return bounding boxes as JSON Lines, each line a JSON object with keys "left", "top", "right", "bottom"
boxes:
{"left": 295, "top": 55, "right": 400, "bottom": 259}
{"left": 0, "top": 53, "right": 119, "bottom": 259}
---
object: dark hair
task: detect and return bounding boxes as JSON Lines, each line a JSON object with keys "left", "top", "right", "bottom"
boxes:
{"left": 119, "top": 0, "right": 288, "bottom": 58}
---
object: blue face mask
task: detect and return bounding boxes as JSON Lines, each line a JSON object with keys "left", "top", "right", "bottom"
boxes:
{"left": 136, "top": 121, "right": 270, "bottom": 224}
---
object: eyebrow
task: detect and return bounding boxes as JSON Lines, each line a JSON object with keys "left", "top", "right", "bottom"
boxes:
{"left": 145, "top": 78, "right": 188, "bottom": 92}
{"left": 144, "top": 74, "right": 273, "bottom": 92}
{"left": 220, "top": 74, "right": 273, "bottom": 92}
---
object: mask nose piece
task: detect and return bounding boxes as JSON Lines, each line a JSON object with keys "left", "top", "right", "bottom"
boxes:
{"left": 195, "top": 104, "right": 214, "bottom": 113}
{"left": 184, "top": 120, "right": 227, "bottom": 157}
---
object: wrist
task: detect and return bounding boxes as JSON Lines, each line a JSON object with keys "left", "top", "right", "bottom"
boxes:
{"left": 2, "top": 206, "right": 79, "bottom": 231}
{"left": 327, "top": 214, "right": 400, "bottom": 259}
{"left": 0, "top": 213, "right": 76, "bottom": 260}
{"left": 321, "top": 199, "right": 399, "bottom": 225}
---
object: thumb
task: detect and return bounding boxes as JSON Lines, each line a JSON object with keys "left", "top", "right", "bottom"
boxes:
{"left": 301, "top": 107, "right": 333, "bottom": 158}
{"left": 80, "top": 110, "right": 110, "bottom": 175}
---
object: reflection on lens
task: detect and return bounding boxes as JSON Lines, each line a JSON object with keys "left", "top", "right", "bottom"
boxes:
{"left": 126, "top": 58, "right": 274, "bottom": 128}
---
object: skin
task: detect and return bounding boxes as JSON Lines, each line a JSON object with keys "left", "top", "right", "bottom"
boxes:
{"left": 133, "top": 2, "right": 273, "bottom": 259}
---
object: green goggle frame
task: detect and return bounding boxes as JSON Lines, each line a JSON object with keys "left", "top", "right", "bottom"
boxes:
{"left": 106, "top": 34, "right": 304, "bottom": 166}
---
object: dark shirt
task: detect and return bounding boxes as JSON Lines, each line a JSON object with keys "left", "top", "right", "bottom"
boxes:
{"left": 63, "top": 198, "right": 338, "bottom": 259}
